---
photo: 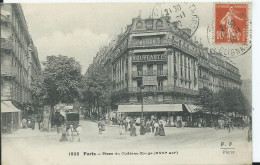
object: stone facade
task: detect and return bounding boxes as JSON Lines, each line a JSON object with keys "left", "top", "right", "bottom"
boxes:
{"left": 1, "top": 4, "right": 41, "bottom": 112}
{"left": 88, "top": 15, "right": 242, "bottom": 109}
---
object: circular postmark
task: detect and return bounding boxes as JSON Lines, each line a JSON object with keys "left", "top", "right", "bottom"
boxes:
{"left": 207, "top": 3, "right": 252, "bottom": 58}
{"left": 152, "top": 2, "right": 199, "bottom": 38}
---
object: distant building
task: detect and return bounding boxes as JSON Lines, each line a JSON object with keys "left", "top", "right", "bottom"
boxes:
{"left": 1, "top": 4, "right": 41, "bottom": 132}
{"left": 86, "top": 15, "right": 242, "bottom": 117}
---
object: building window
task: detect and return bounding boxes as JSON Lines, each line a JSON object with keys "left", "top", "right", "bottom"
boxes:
{"left": 181, "top": 67, "right": 183, "bottom": 78}
{"left": 137, "top": 79, "right": 142, "bottom": 88}
{"left": 158, "top": 80, "right": 163, "bottom": 91}
{"left": 137, "top": 64, "right": 143, "bottom": 76}
{"left": 174, "top": 65, "right": 177, "bottom": 77}
{"left": 147, "top": 64, "right": 153, "bottom": 76}
{"left": 136, "top": 21, "right": 143, "bottom": 29}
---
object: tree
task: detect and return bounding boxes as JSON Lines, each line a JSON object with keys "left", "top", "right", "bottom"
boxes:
{"left": 31, "top": 55, "right": 83, "bottom": 126}
{"left": 196, "top": 87, "right": 219, "bottom": 119}
{"left": 218, "top": 88, "right": 251, "bottom": 117}
{"left": 82, "top": 63, "right": 111, "bottom": 119}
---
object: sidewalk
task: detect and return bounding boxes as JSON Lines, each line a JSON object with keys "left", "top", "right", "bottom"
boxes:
{"left": 85, "top": 117, "right": 119, "bottom": 127}
{"left": 2, "top": 127, "right": 58, "bottom": 139}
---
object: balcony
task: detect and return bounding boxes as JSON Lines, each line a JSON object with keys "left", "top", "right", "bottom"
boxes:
{"left": 133, "top": 70, "right": 168, "bottom": 78}
{"left": 126, "top": 85, "right": 199, "bottom": 95}
{"left": 132, "top": 71, "right": 143, "bottom": 77}
{"left": 157, "top": 70, "right": 168, "bottom": 76}
{"left": 144, "top": 70, "right": 157, "bottom": 76}
{"left": 1, "top": 65, "right": 17, "bottom": 77}
{"left": 128, "top": 86, "right": 142, "bottom": 93}
{"left": 1, "top": 38, "right": 14, "bottom": 50}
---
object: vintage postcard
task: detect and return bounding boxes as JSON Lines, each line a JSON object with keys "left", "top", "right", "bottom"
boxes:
{"left": 1, "top": 2, "right": 252, "bottom": 165}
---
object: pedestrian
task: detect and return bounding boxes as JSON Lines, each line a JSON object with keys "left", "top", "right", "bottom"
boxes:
{"left": 151, "top": 120, "right": 155, "bottom": 133}
{"left": 22, "top": 118, "right": 27, "bottom": 129}
{"left": 123, "top": 118, "right": 128, "bottom": 132}
{"left": 27, "top": 119, "right": 31, "bottom": 128}
{"left": 140, "top": 121, "right": 146, "bottom": 135}
{"left": 37, "top": 114, "right": 42, "bottom": 130}
{"left": 130, "top": 122, "right": 137, "bottom": 136}
{"left": 59, "top": 124, "right": 67, "bottom": 142}
{"left": 159, "top": 121, "right": 166, "bottom": 136}
{"left": 76, "top": 124, "right": 82, "bottom": 142}
{"left": 68, "top": 125, "right": 74, "bottom": 142}
{"left": 31, "top": 117, "right": 36, "bottom": 130}
{"left": 119, "top": 122, "right": 123, "bottom": 135}
{"left": 129, "top": 118, "right": 134, "bottom": 131}
{"left": 145, "top": 120, "right": 151, "bottom": 133}
{"left": 198, "top": 118, "right": 202, "bottom": 128}
{"left": 154, "top": 121, "right": 159, "bottom": 136}
{"left": 98, "top": 118, "right": 103, "bottom": 134}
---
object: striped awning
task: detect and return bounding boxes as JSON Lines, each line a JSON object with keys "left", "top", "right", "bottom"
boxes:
{"left": 184, "top": 104, "right": 201, "bottom": 113}
{"left": 118, "top": 104, "right": 183, "bottom": 113}
{"left": 1, "top": 101, "right": 21, "bottom": 113}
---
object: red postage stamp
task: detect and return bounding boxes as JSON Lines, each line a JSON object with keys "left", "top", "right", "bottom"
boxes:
{"left": 215, "top": 3, "right": 248, "bottom": 44}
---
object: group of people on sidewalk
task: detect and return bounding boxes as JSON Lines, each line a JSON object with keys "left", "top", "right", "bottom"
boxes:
{"left": 22, "top": 114, "right": 43, "bottom": 130}
{"left": 117, "top": 117, "right": 166, "bottom": 137}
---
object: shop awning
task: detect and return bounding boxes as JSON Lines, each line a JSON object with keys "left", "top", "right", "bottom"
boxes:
{"left": 118, "top": 104, "right": 183, "bottom": 113}
{"left": 1, "top": 101, "right": 21, "bottom": 113}
{"left": 184, "top": 104, "right": 201, "bottom": 113}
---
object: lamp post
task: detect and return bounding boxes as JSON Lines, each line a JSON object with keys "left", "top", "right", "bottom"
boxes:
{"left": 140, "top": 84, "right": 145, "bottom": 121}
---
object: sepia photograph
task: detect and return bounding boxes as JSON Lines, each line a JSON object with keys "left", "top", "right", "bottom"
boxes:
{"left": 1, "top": 2, "right": 253, "bottom": 165}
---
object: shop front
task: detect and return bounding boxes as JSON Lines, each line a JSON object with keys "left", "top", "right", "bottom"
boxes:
{"left": 117, "top": 104, "right": 183, "bottom": 126}
{"left": 1, "top": 101, "right": 22, "bottom": 133}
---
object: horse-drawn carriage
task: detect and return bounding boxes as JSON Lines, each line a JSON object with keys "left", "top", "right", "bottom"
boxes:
{"left": 64, "top": 112, "right": 80, "bottom": 130}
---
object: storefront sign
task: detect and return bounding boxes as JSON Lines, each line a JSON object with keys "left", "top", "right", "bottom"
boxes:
{"left": 132, "top": 54, "right": 167, "bottom": 62}
{"left": 143, "top": 76, "right": 157, "bottom": 86}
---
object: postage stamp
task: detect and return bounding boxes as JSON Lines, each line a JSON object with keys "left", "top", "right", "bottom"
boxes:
{"left": 215, "top": 3, "right": 248, "bottom": 44}
{"left": 207, "top": 2, "right": 251, "bottom": 57}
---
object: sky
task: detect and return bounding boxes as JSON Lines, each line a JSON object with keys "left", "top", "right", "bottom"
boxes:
{"left": 21, "top": 3, "right": 251, "bottom": 80}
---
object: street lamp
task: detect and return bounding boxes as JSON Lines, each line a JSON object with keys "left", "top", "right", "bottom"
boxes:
{"left": 140, "top": 84, "right": 145, "bottom": 120}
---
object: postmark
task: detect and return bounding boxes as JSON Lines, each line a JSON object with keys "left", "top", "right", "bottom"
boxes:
{"left": 152, "top": 2, "right": 199, "bottom": 38}
{"left": 207, "top": 2, "right": 251, "bottom": 58}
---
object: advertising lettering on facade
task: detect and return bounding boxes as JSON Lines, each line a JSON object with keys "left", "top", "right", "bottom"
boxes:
{"left": 132, "top": 54, "right": 167, "bottom": 62}
{"left": 142, "top": 76, "right": 157, "bottom": 86}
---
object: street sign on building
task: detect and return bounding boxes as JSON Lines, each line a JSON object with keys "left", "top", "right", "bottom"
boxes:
{"left": 142, "top": 76, "right": 157, "bottom": 86}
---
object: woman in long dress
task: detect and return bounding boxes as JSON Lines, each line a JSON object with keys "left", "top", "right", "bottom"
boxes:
{"left": 154, "top": 121, "right": 159, "bottom": 136}
{"left": 159, "top": 121, "right": 166, "bottom": 136}
{"left": 119, "top": 121, "right": 123, "bottom": 135}
{"left": 130, "top": 123, "right": 137, "bottom": 136}
{"left": 140, "top": 122, "right": 146, "bottom": 135}
{"left": 145, "top": 120, "right": 151, "bottom": 133}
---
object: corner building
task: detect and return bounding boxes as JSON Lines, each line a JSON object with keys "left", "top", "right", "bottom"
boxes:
{"left": 90, "top": 15, "right": 242, "bottom": 116}
{"left": 1, "top": 4, "right": 41, "bottom": 132}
